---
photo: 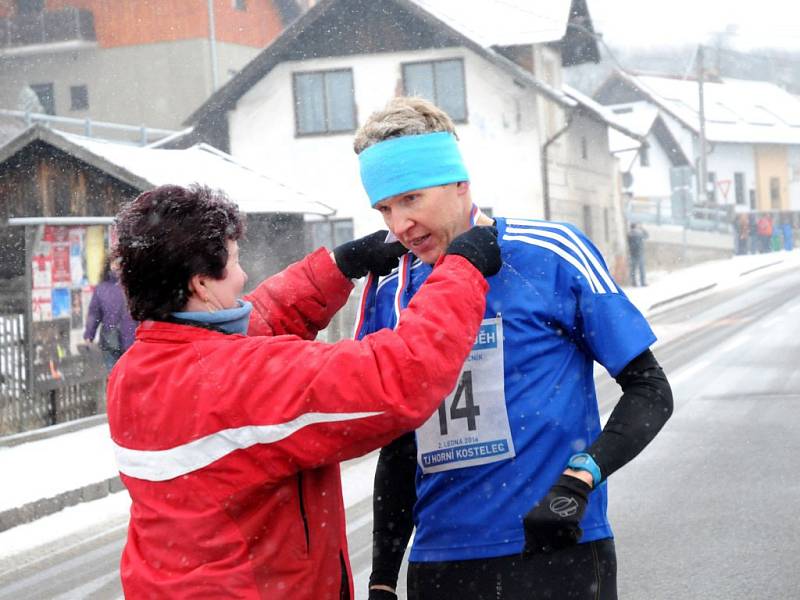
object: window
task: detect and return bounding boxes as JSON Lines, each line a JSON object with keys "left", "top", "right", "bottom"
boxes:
{"left": 233, "top": 0, "right": 247, "bottom": 10}
{"left": 580, "top": 136, "right": 588, "bottom": 160}
{"left": 402, "top": 58, "right": 467, "bottom": 122}
{"left": 30, "top": 83, "right": 55, "bottom": 115}
{"left": 308, "top": 219, "right": 354, "bottom": 250}
{"left": 639, "top": 146, "right": 650, "bottom": 167}
{"left": 770, "top": 177, "right": 781, "bottom": 209}
{"left": 16, "top": 0, "right": 44, "bottom": 14}
{"left": 69, "top": 85, "right": 88, "bottom": 111}
{"left": 734, "top": 172, "right": 745, "bottom": 205}
{"left": 293, "top": 69, "right": 356, "bottom": 135}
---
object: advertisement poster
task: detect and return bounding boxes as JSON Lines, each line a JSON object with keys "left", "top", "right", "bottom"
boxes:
{"left": 69, "top": 227, "right": 86, "bottom": 287}
{"left": 32, "top": 288, "right": 52, "bottom": 321}
{"left": 52, "top": 288, "right": 71, "bottom": 319}
{"left": 32, "top": 255, "right": 52, "bottom": 290}
{"left": 51, "top": 227, "right": 71, "bottom": 285}
{"left": 70, "top": 289, "right": 83, "bottom": 329}
{"left": 85, "top": 226, "right": 105, "bottom": 286}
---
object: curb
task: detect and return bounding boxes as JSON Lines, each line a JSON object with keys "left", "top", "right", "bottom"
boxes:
{"left": 0, "top": 414, "right": 108, "bottom": 448}
{"left": 0, "top": 476, "right": 123, "bottom": 534}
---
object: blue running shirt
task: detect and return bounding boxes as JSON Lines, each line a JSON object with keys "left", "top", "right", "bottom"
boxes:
{"left": 355, "top": 217, "right": 657, "bottom": 562}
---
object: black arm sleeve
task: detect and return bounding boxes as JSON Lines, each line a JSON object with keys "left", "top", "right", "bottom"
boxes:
{"left": 587, "top": 349, "right": 673, "bottom": 483}
{"left": 369, "top": 432, "right": 417, "bottom": 590}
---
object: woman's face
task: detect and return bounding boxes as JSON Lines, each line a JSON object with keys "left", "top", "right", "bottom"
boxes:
{"left": 202, "top": 240, "right": 248, "bottom": 310}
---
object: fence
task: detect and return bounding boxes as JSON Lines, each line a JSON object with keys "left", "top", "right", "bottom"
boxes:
{"left": 626, "top": 196, "right": 732, "bottom": 233}
{"left": 0, "top": 313, "right": 105, "bottom": 435}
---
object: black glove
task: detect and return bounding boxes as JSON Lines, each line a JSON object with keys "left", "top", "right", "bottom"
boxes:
{"left": 445, "top": 226, "right": 501, "bottom": 277}
{"left": 522, "top": 474, "right": 592, "bottom": 556}
{"left": 368, "top": 589, "right": 398, "bottom": 600}
{"left": 333, "top": 230, "right": 407, "bottom": 279}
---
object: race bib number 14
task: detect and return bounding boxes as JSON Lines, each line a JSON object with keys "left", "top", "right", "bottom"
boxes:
{"left": 417, "top": 316, "right": 515, "bottom": 474}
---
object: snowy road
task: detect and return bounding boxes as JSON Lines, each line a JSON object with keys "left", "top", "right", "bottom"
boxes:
{"left": 0, "top": 265, "right": 798, "bottom": 599}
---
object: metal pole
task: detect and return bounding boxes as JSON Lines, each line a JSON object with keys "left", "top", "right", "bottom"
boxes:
{"left": 207, "top": 0, "right": 219, "bottom": 92}
{"left": 697, "top": 45, "right": 709, "bottom": 206}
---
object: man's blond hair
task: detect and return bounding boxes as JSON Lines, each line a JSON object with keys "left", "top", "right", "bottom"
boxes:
{"left": 353, "top": 97, "right": 458, "bottom": 154}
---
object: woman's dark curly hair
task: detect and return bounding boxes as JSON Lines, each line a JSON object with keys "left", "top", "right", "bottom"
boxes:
{"left": 114, "top": 184, "right": 244, "bottom": 321}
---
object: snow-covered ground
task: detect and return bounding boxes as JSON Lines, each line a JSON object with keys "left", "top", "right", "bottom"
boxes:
{"left": 1, "top": 248, "right": 798, "bottom": 564}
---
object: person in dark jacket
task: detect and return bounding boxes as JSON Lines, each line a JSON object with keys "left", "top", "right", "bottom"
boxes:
{"left": 627, "top": 222, "right": 649, "bottom": 287}
{"left": 83, "top": 258, "right": 138, "bottom": 369}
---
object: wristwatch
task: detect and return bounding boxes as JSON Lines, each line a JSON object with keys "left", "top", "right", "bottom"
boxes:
{"left": 567, "top": 453, "right": 602, "bottom": 487}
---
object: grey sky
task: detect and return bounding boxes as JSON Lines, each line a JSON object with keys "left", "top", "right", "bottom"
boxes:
{"left": 587, "top": 0, "right": 800, "bottom": 49}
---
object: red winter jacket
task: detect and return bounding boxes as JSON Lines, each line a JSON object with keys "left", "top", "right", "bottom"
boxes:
{"left": 107, "top": 249, "right": 487, "bottom": 599}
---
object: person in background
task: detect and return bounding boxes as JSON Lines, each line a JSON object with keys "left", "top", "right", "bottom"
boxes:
{"left": 356, "top": 98, "right": 672, "bottom": 600}
{"left": 735, "top": 212, "right": 750, "bottom": 255}
{"left": 627, "top": 222, "right": 649, "bottom": 287}
{"left": 83, "top": 257, "right": 137, "bottom": 370}
{"left": 108, "top": 183, "right": 500, "bottom": 599}
{"left": 756, "top": 212, "right": 773, "bottom": 253}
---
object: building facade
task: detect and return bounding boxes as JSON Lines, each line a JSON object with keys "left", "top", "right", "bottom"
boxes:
{"left": 0, "top": 0, "right": 299, "bottom": 130}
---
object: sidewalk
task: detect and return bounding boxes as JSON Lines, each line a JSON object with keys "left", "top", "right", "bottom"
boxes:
{"left": 1, "top": 249, "right": 798, "bottom": 539}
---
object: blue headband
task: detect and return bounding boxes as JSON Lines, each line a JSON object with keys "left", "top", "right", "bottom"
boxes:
{"left": 359, "top": 132, "right": 469, "bottom": 206}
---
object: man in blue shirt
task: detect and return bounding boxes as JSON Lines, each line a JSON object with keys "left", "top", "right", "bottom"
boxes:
{"left": 358, "top": 97, "right": 673, "bottom": 600}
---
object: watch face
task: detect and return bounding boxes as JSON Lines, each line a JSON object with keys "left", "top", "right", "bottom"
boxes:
{"left": 572, "top": 455, "right": 588, "bottom": 466}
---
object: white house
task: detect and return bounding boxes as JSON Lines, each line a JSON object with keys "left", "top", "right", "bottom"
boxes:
{"left": 184, "top": 0, "right": 642, "bottom": 268}
{"left": 596, "top": 70, "right": 800, "bottom": 215}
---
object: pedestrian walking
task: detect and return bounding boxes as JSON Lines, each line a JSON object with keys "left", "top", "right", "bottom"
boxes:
{"left": 627, "top": 222, "right": 649, "bottom": 287}
{"left": 107, "top": 183, "right": 500, "bottom": 599}
{"left": 356, "top": 98, "right": 673, "bottom": 600}
{"left": 757, "top": 213, "right": 773, "bottom": 253}
{"left": 82, "top": 258, "right": 137, "bottom": 370}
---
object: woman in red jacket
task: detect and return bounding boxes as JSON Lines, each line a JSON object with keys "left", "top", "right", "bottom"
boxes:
{"left": 108, "top": 183, "right": 500, "bottom": 599}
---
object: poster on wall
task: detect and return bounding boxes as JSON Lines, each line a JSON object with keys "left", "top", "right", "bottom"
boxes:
{"left": 70, "top": 289, "right": 83, "bottom": 329}
{"left": 30, "top": 224, "right": 107, "bottom": 330}
{"left": 69, "top": 227, "right": 86, "bottom": 287}
{"left": 52, "top": 288, "right": 70, "bottom": 319}
{"left": 32, "top": 288, "right": 52, "bottom": 321}
{"left": 51, "top": 226, "right": 71, "bottom": 286}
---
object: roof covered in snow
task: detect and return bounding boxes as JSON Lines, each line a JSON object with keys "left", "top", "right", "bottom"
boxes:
{"left": 185, "top": 0, "right": 598, "bottom": 126}
{"left": 410, "top": 0, "right": 571, "bottom": 47}
{"left": 0, "top": 126, "right": 333, "bottom": 216}
{"left": 612, "top": 71, "right": 800, "bottom": 145}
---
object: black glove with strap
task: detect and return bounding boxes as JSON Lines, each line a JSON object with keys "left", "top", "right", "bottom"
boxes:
{"left": 522, "top": 474, "right": 592, "bottom": 556}
{"left": 333, "top": 230, "right": 407, "bottom": 279}
{"left": 445, "top": 226, "right": 502, "bottom": 277}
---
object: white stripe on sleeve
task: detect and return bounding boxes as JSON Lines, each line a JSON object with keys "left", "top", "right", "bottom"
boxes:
{"left": 114, "top": 411, "right": 382, "bottom": 482}
{"left": 502, "top": 234, "right": 600, "bottom": 291}
{"left": 505, "top": 219, "right": 619, "bottom": 293}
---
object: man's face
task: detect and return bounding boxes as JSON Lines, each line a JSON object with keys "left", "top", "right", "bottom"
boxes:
{"left": 374, "top": 182, "right": 471, "bottom": 264}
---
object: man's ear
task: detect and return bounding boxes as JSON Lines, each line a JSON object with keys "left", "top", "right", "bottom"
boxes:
{"left": 456, "top": 181, "right": 471, "bottom": 196}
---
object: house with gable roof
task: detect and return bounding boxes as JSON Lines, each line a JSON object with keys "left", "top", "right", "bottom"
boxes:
{"left": 596, "top": 70, "right": 800, "bottom": 216}
{"left": 184, "top": 0, "right": 643, "bottom": 269}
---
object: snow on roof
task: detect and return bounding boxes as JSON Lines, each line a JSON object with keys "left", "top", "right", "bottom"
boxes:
{"left": 62, "top": 134, "right": 334, "bottom": 216}
{"left": 562, "top": 84, "right": 646, "bottom": 141}
{"left": 410, "top": 0, "right": 570, "bottom": 47}
{"left": 624, "top": 72, "right": 800, "bottom": 145}
{"left": 605, "top": 101, "right": 659, "bottom": 154}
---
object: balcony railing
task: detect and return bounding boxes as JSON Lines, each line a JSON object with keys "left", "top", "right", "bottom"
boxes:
{"left": 0, "top": 8, "right": 95, "bottom": 50}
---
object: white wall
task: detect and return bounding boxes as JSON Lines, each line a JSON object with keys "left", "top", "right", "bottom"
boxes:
{"left": 0, "top": 40, "right": 259, "bottom": 130}
{"left": 705, "top": 143, "right": 756, "bottom": 207}
{"left": 228, "top": 46, "right": 546, "bottom": 237}
{"left": 627, "top": 132, "right": 674, "bottom": 201}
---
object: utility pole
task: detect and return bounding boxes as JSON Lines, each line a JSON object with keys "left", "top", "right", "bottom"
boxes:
{"left": 697, "top": 45, "right": 709, "bottom": 206}
{"left": 207, "top": 0, "right": 219, "bottom": 92}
